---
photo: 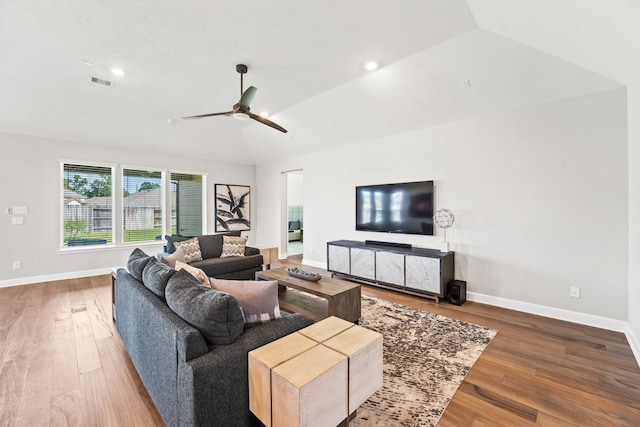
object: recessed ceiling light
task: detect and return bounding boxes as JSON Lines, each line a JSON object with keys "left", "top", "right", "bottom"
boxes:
{"left": 110, "top": 67, "right": 125, "bottom": 76}
{"left": 364, "top": 61, "right": 379, "bottom": 71}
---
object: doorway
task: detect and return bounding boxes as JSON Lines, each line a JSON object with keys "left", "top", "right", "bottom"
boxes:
{"left": 286, "top": 170, "right": 304, "bottom": 260}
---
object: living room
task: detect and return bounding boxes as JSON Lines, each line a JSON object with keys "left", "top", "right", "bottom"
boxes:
{"left": 2, "top": 0, "right": 640, "bottom": 425}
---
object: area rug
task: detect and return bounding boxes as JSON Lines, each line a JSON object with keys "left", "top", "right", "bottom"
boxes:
{"left": 350, "top": 295, "right": 497, "bottom": 426}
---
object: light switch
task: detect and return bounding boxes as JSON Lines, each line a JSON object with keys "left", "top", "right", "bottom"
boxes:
{"left": 12, "top": 217, "right": 24, "bottom": 225}
{"left": 13, "top": 206, "right": 28, "bottom": 215}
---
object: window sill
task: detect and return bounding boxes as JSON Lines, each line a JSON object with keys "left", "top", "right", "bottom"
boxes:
{"left": 58, "top": 240, "right": 165, "bottom": 255}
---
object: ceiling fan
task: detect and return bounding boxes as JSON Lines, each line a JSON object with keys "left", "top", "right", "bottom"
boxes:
{"left": 182, "top": 64, "right": 287, "bottom": 133}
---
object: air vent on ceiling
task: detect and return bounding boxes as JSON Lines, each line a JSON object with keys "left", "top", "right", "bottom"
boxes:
{"left": 91, "top": 76, "right": 114, "bottom": 87}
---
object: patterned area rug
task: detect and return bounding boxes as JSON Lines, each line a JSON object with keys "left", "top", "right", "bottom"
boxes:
{"left": 351, "top": 295, "right": 497, "bottom": 426}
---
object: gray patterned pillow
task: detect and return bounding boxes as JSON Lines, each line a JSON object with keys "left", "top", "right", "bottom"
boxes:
{"left": 220, "top": 235, "right": 248, "bottom": 258}
{"left": 174, "top": 237, "right": 203, "bottom": 262}
{"left": 210, "top": 279, "right": 282, "bottom": 324}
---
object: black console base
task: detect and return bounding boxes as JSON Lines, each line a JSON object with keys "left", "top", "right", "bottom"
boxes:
{"left": 365, "top": 240, "right": 412, "bottom": 249}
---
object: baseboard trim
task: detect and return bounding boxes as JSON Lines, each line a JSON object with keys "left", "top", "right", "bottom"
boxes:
{"left": 0, "top": 268, "right": 112, "bottom": 289}
{"left": 301, "top": 259, "right": 326, "bottom": 269}
{"left": 625, "top": 324, "right": 640, "bottom": 367}
{"left": 467, "top": 291, "right": 627, "bottom": 333}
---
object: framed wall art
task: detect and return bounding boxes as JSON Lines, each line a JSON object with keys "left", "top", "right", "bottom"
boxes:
{"left": 215, "top": 184, "right": 251, "bottom": 232}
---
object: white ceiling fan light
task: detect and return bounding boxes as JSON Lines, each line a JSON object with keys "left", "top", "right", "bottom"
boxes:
{"left": 110, "top": 67, "right": 125, "bottom": 76}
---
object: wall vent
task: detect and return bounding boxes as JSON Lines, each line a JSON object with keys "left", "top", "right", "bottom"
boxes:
{"left": 91, "top": 76, "right": 114, "bottom": 87}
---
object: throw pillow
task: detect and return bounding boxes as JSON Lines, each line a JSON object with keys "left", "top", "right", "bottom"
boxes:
{"left": 142, "top": 258, "right": 176, "bottom": 300}
{"left": 161, "top": 246, "right": 186, "bottom": 268}
{"left": 174, "top": 237, "right": 203, "bottom": 263}
{"left": 210, "top": 279, "right": 282, "bottom": 324}
{"left": 175, "top": 260, "right": 210, "bottom": 286}
{"left": 220, "top": 235, "right": 248, "bottom": 258}
{"left": 165, "top": 270, "right": 244, "bottom": 345}
{"left": 164, "top": 234, "right": 191, "bottom": 254}
{"left": 127, "top": 248, "right": 153, "bottom": 282}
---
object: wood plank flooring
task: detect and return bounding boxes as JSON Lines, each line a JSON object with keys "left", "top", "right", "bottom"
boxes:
{"left": 1, "top": 259, "right": 639, "bottom": 426}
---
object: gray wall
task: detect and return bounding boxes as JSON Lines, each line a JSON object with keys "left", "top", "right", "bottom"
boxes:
{"left": 0, "top": 132, "right": 256, "bottom": 284}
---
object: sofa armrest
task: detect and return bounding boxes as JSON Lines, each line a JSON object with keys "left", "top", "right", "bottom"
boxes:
{"left": 245, "top": 246, "right": 260, "bottom": 256}
{"left": 178, "top": 313, "right": 314, "bottom": 426}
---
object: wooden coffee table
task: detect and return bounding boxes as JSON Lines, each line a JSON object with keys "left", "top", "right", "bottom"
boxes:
{"left": 255, "top": 267, "right": 361, "bottom": 323}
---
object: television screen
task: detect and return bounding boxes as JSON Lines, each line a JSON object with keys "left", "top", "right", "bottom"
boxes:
{"left": 356, "top": 181, "right": 434, "bottom": 235}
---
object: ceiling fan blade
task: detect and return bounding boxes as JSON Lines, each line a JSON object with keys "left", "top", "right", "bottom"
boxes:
{"left": 238, "top": 86, "right": 257, "bottom": 109}
{"left": 181, "top": 111, "right": 233, "bottom": 120}
{"left": 248, "top": 112, "right": 288, "bottom": 133}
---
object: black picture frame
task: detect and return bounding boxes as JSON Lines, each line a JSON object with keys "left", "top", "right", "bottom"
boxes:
{"left": 215, "top": 184, "right": 251, "bottom": 232}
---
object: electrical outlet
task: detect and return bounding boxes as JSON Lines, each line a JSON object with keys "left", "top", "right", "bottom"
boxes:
{"left": 12, "top": 261, "right": 21, "bottom": 269}
{"left": 570, "top": 286, "right": 580, "bottom": 298}
{"left": 12, "top": 216, "right": 24, "bottom": 225}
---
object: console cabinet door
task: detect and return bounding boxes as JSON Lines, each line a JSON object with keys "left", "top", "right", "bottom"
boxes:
{"left": 405, "top": 255, "right": 441, "bottom": 294}
{"left": 375, "top": 251, "right": 405, "bottom": 286}
{"left": 350, "top": 248, "right": 375, "bottom": 280}
{"left": 328, "top": 244, "right": 350, "bottom": 274}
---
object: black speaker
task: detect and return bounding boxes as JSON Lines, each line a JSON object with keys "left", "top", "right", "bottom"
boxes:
{"left": 447, "top": 280, "right": 466, "bottom": 306}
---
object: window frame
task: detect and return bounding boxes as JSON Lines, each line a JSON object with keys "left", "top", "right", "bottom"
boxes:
{"left": 121, "top": 166, "right": 166, "bottom": 245}
{"left": 60, "top": 160, "right": 116, "bottom": 250}
{"left": 59, "top": 162, "right": 208, "bottom": 252}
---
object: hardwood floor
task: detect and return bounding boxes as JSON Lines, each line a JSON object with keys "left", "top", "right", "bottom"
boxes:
{"left": 1, "top": 259, "right": 639, "bottom": 426}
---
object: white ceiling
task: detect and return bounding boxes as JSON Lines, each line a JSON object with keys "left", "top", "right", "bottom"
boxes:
{"left": 0, "top": 0, "right": 636, "bottom": 165}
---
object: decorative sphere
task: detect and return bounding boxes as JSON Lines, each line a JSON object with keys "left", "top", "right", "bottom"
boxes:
{"left": 433, "top": 209, "right": 455, "bottom": 229}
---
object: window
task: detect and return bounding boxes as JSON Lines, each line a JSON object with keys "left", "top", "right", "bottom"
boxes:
{"left": 61, "top": 162, "right": 114, "bottom": 247}
{"left": 171, "top": 172, "right": 205, "bottom": 236}
{"left": 123, "top": 168, "right": 164, "bottom": 243}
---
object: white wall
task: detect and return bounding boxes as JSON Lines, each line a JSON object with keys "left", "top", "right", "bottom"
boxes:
{"left": 0, "top": 132, "right": 256, "bottom": 285}
{"left": 257, "top": 87, "right": 628, "bottom": 321}
{"left": 627, "top": 84, "right": 640, "bottom": 358}
{"left": 287, "top": 173, "right": 304, "bottom": 206}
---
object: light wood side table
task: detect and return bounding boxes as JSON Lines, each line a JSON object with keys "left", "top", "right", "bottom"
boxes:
{"left": 248, "top": 316, "right": 383, "bottom": 427}
{"left": 251, "top": 245, "right": 279, "bottom": 269}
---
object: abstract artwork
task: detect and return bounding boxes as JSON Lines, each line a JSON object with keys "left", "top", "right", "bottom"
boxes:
{"left": 215, "top": 184, "right": 251, "bottom": 232}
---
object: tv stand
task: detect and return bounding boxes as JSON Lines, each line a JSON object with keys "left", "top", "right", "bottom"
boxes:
{"left": 364, "top": 240, "right": 412, "bottom": 249}
{"left": 327, "top": 240, "right": 454, "bottom": 303}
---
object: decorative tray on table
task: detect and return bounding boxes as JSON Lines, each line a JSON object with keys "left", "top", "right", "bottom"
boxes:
{"left": 286, "top": 267, "right": 322, "bottom": 282}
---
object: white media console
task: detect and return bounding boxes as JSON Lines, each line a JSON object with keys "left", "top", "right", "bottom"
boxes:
{"left": 326, "top": 240, "right": 454, "bottom": 303}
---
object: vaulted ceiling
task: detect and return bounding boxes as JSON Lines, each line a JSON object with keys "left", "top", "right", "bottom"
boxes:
{"left": 1, "top": 0, "right": 638, "bottom": 165}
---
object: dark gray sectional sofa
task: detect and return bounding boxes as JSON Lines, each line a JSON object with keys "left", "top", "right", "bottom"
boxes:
{"left": 114, "top": 249, "right": 313, "bottom": 427}
{"left": 163, "top": 232, "right": 263, "bottom": 279}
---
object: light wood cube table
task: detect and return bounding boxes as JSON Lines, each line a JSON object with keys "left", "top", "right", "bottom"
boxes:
{"left": 250, "top": 245, "right": 279, "bottom": 269}
{"left": 248, "top": 316, "right": 383, "bottom": 427}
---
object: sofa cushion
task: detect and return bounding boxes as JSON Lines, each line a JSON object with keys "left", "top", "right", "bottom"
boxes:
{"left": 142, "top": 258, "right": 176, "bottom": 300}
{"left": 190, "top": 254, "right": 263, "bottom": 277}
{"left": 197, "top": 231, "right": 241, "bottom": 259}
{"left": 127, "top": 248, "right": 154, "bottom": 282}
{"left": 165, "top": 270, "right": 244, "bottom": 345}
{"left": 174, "top": 237, "right": 203, "bottom": 263}
{"left": 175, "top": 260, "right": 210, "bottom": 286}
{"left": 210, "top": 279, "right": 282, "bottom": 324}
{"left": 221, "top": 235, "right": 248, "bottom": 258}
{"left": 160, "top": 246, "right": 186, "bottom": 268}
{"left": 164, "top": 234, "right": 192, "bottom": 254}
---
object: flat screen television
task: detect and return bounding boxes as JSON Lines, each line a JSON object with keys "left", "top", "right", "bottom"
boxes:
{"left": 355, "top": 180, "right": 434, "bottom": 235}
